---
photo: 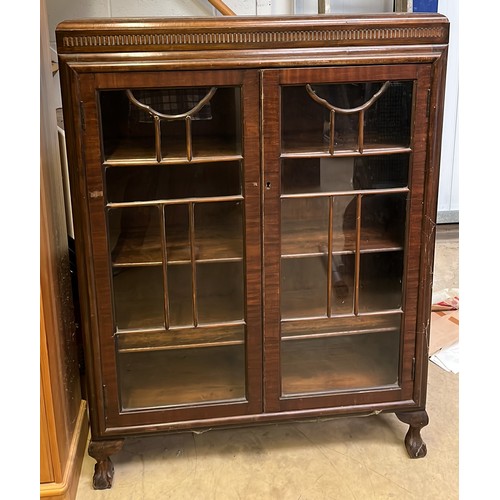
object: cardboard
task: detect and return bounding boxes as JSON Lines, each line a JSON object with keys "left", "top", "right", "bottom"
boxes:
{"left": 429, "top": 310, "right": 459, "bottom": 356}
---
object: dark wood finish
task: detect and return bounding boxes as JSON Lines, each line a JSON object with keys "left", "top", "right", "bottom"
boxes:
{"left": 56, "top": 14, "right": 448, "bottom": 54}
{"left": 262, "top": 62, "right": 432, "bottom": 413}
{"left": 88, "top": 440, "right": 124, "bottom": 489}
{"left": 396, "top": 410, "right": 429, "bottom": 458}
{"left": 56, "top": 14, "right": 448, "bottom": 487}
{"left": 281, "top": 221, "right": 405, "bottom": 256}
{"left": 117, "top": 324, "right": 244, "bottom": 352}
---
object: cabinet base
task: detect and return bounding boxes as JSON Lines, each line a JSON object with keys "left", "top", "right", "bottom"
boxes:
{"left": 87, "top": 410, "right": 430, "bottom": 487}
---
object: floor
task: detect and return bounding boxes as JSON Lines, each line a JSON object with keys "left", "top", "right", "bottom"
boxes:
{"left": 75, "top": 224, "right": 459, "bottom": 500}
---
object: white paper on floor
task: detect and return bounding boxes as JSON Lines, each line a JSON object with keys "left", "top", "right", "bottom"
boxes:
{"left": 430, "top": 342, "right": 459, "bottom": 373}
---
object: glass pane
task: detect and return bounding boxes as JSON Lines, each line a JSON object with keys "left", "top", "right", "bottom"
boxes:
{"left": 192, "top": 87, "right": 242, "bottom": 157}
{"left": 113, "top": 266, "right": 164, "bottom": 330}
{"left": 197, "top": 262, "right": 244, "bottom": 324}
{"left": 281, "top": 198, "right": 329, "bottom": 256}
{"left": 365, "top": 81, "right": 413, "bottom": 148}
{"left": 195, "top": 201, "right": 243, "bottom": 260}
{"left": 167, "top": 264, "right": 193, "bottom": 328}
{"left": 331, "top": 254, "right": 355, "bottom": 315}
{"left": 360, "top": 193, "right": 406, "bottom": 252}
{"left": 281, "top": 81, "right": 413, "bottom": 153}
{"left": 165, "top": 204, "right": 190, "bottom": 263}
{"left": 359, "top": 252, "right": 404, "bottom": 312}
{"left": 332, "top": 195, "right": 356, "bottom": 254}
{"left": 334, "top": 113, "right": 358, "bottom": 151}
{"left": 282, "top": 155, "right": 409, "bottom": 195}
{"left": 353, "top": 155, "right": 409, "bottom": 190}
{"left": 281, "top": 256, "right": 327, "bottom": 319}
{"left": 100, "top": 87, "right": 242, "bottom": 161}
{"left": 281, "top": 196, "right": 356, "bottom": 316}
{"left": 281, "top": 330, "right": 400, "bottom": 396}
{"left": 106, "top": 161, "right": 241, "bottom": 203}
{"left": 108, "top": 206, "right": 161, "bottom": 264}
{"left": 281, "top": 85, "right": 324, "bottom": 153}
{"left": 118, "top": 344, "right": 246, "bottom": 410}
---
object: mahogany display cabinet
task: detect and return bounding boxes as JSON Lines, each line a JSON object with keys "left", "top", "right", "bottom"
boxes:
{"left": 56, "top": 13, "right": 449, "bottom": 489}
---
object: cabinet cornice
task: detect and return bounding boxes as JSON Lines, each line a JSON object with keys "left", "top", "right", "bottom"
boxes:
{"left": 56, "top": 14, "right": 449, "bottom": 54}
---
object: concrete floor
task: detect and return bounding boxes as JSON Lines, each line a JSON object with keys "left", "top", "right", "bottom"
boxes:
{"left": 76, "top": 224, "right": 459, "bottom": 500}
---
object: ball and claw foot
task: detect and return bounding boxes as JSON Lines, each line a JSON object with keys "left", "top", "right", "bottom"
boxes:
{"left": 88, "top": 439, "right": 124, "bottom": 490}
{"left": 92, "top": 457, "right": 115, "bottom": 489}
{"left": 395, "top": 410, "right": 429, "bottom": 459}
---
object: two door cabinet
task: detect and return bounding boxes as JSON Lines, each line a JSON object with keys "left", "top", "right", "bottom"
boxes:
{"left": 56, "top": 13, "right": 449, "bottom": 489}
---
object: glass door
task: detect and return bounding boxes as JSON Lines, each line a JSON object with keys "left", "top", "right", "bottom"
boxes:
{"left": 78, "top": 70, "right": 262, "bottom": 427}
{"left": 262, "top": 65, "right": 431, "bottom": 412}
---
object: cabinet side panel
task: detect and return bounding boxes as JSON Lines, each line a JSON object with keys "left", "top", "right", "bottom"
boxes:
{"left": 399, "top": 66, "right": 432, "bottom": 401}
{"left": 58, "top": 66, "right": 108, "bottom": 437}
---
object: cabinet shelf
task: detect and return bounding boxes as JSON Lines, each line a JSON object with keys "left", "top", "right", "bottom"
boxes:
{"left": 117, "top": 323, "right": 245, "bottom": 353}
{"left": 104, "top": 137, "right": 243, "bottom": 165}
{"left": 281, "top": 313, "right": 401, "bottom": 341}
{"left": 111, "top": 219, "right": 243, "bottom": 266}
{"left": 281, "top": 143, "right": 412, "bottom": 158}
{"left": 281, "top": 222, "right": 404, "bottom": 257}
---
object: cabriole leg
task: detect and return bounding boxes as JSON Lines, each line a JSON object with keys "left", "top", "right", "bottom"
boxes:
{"left": 88, "top": 439, "right": 124, "bottom": 489}
{"left": 395, "top": 410, "right": 429, "bottom": 459}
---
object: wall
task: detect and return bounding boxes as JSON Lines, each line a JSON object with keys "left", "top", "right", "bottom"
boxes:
{"left": 436, "top": 0, "right": 458, "bottom": 223}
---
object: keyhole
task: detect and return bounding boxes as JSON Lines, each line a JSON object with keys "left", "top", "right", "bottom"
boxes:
{"left": 266, "top": 181, "right": 271, "bottom": 190}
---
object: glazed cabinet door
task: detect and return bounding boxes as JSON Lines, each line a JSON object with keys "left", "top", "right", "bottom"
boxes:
{"left": 76, "top": 69, "right": 262, "bottom": 430}
{"left": 262, "top": 64, "right": 432, "bottom": 413}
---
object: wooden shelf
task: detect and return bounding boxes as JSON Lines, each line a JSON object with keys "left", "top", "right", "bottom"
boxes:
{"left": 281, "top": 134, "right": 411, "bottom": 158}
{"left": 111, "top": 230, "right": 162, "bottom": 265}
{"left": 117, "top": 323, "right": 245, "bottom": 353}
{"left": 111, "top": 219, "right": 243, "bottom": 266}
{"left": 281, "top": 313, "right": 402, "bottom": 341}
{"left": 104, "top": 136, "right": 242, "bottom": 165}
{"left": 281, "top": 222, "right": 404, "bottom": 257}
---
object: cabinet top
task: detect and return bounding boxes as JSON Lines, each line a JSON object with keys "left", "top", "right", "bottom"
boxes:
{"left": 56, "top": 13, "right": 449, "bottom": 55}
